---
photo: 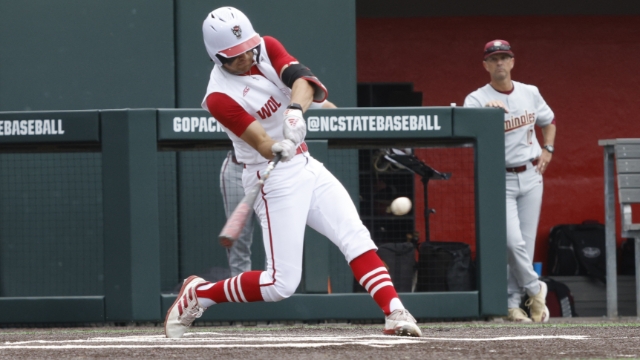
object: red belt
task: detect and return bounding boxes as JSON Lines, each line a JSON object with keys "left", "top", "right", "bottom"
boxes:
{"left": 506, "top": 159, "right": 539, "bottom": 173}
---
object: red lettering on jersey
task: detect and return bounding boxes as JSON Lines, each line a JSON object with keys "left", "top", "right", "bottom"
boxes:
{"left": 504, "top": 111, "right": 536, "bottom": 132}
{"left": 256, "top": 96, "right": 282, "bottom": 120}
{"left": 267, "top": 100, "right": 278, "bottom": 112}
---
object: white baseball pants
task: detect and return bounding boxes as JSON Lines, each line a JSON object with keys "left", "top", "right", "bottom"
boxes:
{"left": 505, "top": 164, "right": 543, "bottom": 309}
{"left": 243, "top": 152, "right": 377, "bottom": 302}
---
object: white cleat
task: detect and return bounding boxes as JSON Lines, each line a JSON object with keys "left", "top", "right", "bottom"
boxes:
{"left": 383, "top": 309, "right": 422, "bottom": 337}
{"left": 164, "top": 275, "right": 207, "bottom": 338}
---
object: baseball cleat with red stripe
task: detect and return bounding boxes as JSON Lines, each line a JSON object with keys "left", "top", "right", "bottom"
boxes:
{"left": 164, "top": 275, "right": 207, "bottom": 338}
{"left": 383, "top": 309, "right": 422, "bottom": 337}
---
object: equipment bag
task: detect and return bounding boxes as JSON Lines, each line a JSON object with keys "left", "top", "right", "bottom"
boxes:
{"left": 531, "top": 277, "right": 578, "bottom": 317}
{"left": 548, "top": 221, "right": 606, "bottom": 282}
{"left": 376, "top": 242, "right": 416, "bottom": 292}
{"left": 416, "top": 241, "right": 475, "bottom": 292}
{"left": 619, "top": 238, "right": 636, "bottom": 275}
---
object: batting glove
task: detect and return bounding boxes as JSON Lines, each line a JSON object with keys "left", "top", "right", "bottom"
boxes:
{"left": 271, "top": 139, "right": 297, "bottom": 162}
{"left": 283, "top": 107, "right": 306, "bottom": 146}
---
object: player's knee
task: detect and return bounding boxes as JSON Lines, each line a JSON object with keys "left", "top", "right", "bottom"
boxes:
{"left": 260, "top": 270, "right": 301, "bottom": 302}
{"left": 272, "top": 276, "right": 301, "bottom": 301}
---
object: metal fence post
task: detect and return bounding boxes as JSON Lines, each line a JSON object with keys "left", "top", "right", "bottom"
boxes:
{"left": 603, "top": 144, "right": 618, "bottom": 318}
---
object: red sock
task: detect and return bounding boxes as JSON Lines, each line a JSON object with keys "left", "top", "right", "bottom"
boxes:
{"left": 350, "top": 250, "right": 399, "bottom": 315}
{"left": 196, "top": 270, "right": 264, "bottom": 304}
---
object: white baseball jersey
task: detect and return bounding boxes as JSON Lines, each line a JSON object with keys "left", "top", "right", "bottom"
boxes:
{"left": 464, "top": 81, "right": 554, "bottom": 167}
{"left": 201, "top": 38, "right": 294, "bottom": 165}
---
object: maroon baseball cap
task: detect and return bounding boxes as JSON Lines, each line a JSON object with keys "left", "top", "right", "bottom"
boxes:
{"left": 483, "top": 40, "right": 514, "bottom": 59}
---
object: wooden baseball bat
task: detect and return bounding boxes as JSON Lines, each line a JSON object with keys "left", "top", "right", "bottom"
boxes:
{"left": 218, "top": 153, "right": 282, "bottom": 248}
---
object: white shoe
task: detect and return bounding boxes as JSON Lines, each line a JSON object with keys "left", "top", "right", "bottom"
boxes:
{"left": 507, "top": 308, "right": 533, "bottom": 323}
{"left": 164, "top": 275, "right": 207, "bottom": 338}
{"left": 384, "top": 309, "right": 422, "bottom": 337}
{"left": 525, "top": 281, "right": 550, "bottom": 323}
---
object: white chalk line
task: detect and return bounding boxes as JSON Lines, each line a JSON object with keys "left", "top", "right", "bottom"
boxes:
{"left": 0, "top": 334, "right": 591, "bottom": 349}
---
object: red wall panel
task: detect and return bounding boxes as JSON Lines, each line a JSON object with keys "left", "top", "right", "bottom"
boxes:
{"left": 358, "top": 16, "right": 640, "bottom": 271}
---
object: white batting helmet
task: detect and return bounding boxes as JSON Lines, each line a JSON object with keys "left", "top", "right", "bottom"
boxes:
{"left": 203, "top": 7, "right": 261, "bottom": 66}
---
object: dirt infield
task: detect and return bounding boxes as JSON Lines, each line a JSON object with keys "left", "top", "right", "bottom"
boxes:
{"left": 1, "top": 318, "right": 639, "bottom": 359}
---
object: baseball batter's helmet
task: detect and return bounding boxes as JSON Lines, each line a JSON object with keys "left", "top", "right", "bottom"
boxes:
{"left": 203, "top": 7, "right": 261, "bottom": 66}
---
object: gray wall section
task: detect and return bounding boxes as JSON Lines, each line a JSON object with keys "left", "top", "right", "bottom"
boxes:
{"left": 175, "top": 0, "right": 357, "bottom": 108}
{"left": 0, "top": 0, "right": 175, "bottom": 111}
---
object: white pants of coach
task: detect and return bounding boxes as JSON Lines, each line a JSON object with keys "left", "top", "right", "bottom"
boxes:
{"left": 243, "top": 152, "right": 377, "bottom": 302}
{"left": 506, "top": 163, "right": 543, "bottom": 309}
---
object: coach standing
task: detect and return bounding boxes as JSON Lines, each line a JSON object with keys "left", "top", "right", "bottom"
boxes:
{"left": 464, "top": 40, "right": 556, "bottom": 322}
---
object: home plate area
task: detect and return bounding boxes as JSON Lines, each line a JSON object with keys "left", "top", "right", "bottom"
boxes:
{"left": 0, "top": 322, "right": 639, "bottom": 359}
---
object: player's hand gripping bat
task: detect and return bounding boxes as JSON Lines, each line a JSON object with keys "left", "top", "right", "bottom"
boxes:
{"left": 218, "top": 153, "right": 283, "bottom": 248}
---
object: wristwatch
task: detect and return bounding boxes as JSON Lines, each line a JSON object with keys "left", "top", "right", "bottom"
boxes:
{"left": 287, "top": 103, "right": 302, "bottom": 111}
{"left": 543, "top": 145, "right": 555, "bottom": 154}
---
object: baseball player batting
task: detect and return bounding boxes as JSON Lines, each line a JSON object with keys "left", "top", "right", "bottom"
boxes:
{"left": 164, "top": 6, "right": 421, "bottom": 338}
{"left": 464, "top": 40, "right": 557, "bottom": 323}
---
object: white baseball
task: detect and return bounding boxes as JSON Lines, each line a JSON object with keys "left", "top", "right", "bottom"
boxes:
{"left": 390, "top": 197, "right": 412, "bottom": 216}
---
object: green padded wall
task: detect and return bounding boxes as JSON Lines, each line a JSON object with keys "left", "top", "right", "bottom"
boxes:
{"left": 0, "top": 153, "right": 103, "bottom": 296}
{"left": 0, "top": 0, "right": 175, "bottom": 111}
{"left": 176, "top": 151, "right": 229, "bottom": 281}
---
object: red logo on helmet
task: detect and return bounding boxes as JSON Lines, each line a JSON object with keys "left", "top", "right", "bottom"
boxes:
{"left": 232, "top": 25, "right": 242, "bottom": 38}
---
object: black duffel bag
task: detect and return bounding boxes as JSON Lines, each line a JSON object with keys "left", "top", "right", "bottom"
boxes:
{"left": 376, "top": 242, "right": 416, "bottom": 292}
{"left": 416, "top": 241, "right": 475, "bottom": 292}
{"left": 548, "top": 221, "right": 606, "bottom": 282}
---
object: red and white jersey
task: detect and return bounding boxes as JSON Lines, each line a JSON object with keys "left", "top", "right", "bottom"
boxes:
{"left": 464, "top": 81, "right": 554, "bottom": 167}
{"left": 201, "top": 36, "right": 327, "bottom": 165}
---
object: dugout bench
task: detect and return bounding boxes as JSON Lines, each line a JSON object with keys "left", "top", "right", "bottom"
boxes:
{"left": 599, "top": 139, "right": 640, "bottom": 318}
{"left": 0, "top": 107, "right": 506, "bottom": 324}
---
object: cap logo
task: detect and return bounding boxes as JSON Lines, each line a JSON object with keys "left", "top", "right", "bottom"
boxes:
{"left": 494, "top": 41, "right": 502, "bottom": 46}
{"left": 232, "top": 25, "right": 242, "bottom": 38}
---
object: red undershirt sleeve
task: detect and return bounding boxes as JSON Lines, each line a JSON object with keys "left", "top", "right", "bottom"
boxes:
{"left": 205, "top": 92, "right": 255, "bottom": 137}
{"left": 263, "top": 36, "right": 328, "bottom": 102}
{"left": 263, "top": 36, "right": 297, "bottom": 75}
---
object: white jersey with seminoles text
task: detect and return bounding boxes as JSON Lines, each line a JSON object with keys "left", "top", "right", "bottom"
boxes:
{"left": 463, "top": 81, "right": 554, "bottom": 167}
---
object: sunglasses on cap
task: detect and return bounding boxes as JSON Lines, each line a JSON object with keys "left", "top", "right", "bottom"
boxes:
{"left": 484, "top": 43, "right": 512, "bottom": 55}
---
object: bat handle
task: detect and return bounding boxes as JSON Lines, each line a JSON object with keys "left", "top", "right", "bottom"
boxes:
{"left": 272, "top": 152, "right": 283, "bottom": 164}
{"left": 262, "top": 153, "right": 283, "bottom": 180}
